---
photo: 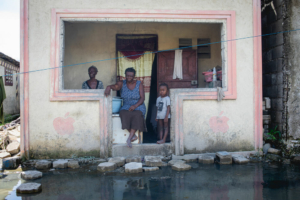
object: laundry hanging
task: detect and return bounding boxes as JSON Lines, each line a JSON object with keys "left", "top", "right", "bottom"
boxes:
{"left": 173, "top": 50, "right": 183, "bottom": 79}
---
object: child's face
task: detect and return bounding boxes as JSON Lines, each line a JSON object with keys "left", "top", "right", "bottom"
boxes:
{"left": 159, "top": 85, "right": 168, "bottom": 97}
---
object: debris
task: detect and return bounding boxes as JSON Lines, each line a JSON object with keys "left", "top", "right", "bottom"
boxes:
{"left": 216, "top": 151, "right": 232, "bottom": 164}
{"left": 97, "top": 162, "right": 117, "bottom": 172}
{"left": 266, "top": 154, "right": 282, "bottom": 162}
{"left": 6, "top": 141, "right": 20, "bottom": 154}
{"left": 143, "top": 167, "right": 159, "bottom": 172}
{"left": 172, "top": 163, "right": 191, "bottom": 171}
{"left": 2, "top": 156, "right": 21, "bottom": 169}
{"left": 145, "top": 156, "right": 163, "bottom": 167}
{"left": 108, "top": 157, "right": 125, "bottom": 167}
{"left": 199, "top": 155, "right": 214, "bottom": 164}
{"left": 21, "top": 170, "right": 43, "bottom": 180}
{"left": 17, "top": 183, "right": 42, "bottom": 194}
{"left": 35, "top": 160, "right": 52, "bottom": 170}
{"left": 0, "top": 152, "right": 11, "bottom": 159}
{"left": 125, "top": 162, "right": 143, "bottom": 173}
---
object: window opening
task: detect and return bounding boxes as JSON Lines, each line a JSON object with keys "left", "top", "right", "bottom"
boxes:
{"left": 5, "top": 67, "right": 13, "bottom": 86}
{"left": 179, "top": 38, "right": 192, "bottom": 49}
{"left": 197, "top": 38, "right": 211, "bottom": 59}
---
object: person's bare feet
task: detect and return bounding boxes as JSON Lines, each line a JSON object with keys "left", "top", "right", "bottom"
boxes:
{"left": 131, "top": 135, "right": 138, "bottom": 142}
{"left": 127, "top": 138, "right": 132, "bottom": 148}
{"left": 157, "top": 139, "right": 166, "bottom": 144}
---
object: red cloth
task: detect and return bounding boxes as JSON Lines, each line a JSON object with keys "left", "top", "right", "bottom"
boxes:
{"left": 120, "top": 51, "right": 144, "bottom": 60}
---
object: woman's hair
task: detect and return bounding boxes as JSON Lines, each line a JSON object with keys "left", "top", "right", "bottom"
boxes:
{"left": 88, "top": 65, "right": 98, "bottom": 73}
{"left": 159, "top": 82, "right": 169, "bottom": 91}
{"left": 125, "top": 67, "right": 136, "bottom": 76}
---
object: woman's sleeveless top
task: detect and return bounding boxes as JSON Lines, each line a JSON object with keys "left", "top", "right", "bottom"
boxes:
{"left": 120, "top": 80, "right": 146, "bottom": 116}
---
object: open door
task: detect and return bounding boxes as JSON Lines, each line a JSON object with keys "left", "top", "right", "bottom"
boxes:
{"left": 157, "top": 50, "right": 198, "bottom": 90}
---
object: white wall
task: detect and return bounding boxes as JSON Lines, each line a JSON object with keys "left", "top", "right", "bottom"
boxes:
{"left": 0, "top": 65, "right": 20, "bottom": 115}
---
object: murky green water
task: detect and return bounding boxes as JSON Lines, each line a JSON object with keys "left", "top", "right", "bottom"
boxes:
{"left": 1, "top": 162, "right": 300, "bottom": 200}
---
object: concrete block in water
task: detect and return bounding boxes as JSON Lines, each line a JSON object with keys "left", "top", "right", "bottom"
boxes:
{"left": 216, "top": 151, "right": 232, "bottom": 164}
{"left": 17, "top": 183, "right": 42, "bottom": 194}
{"left": 232, "top": 156, "right": 249, "bottom": 164}
{"left": 97, "top": 162, "right": 117, "bottom": 172}
{"left": 126, "top": 156, "right": 141, "bottom": 163}
{"left": 108, "top": 157, "right": 125, "bottom": 167}
{"left": 199, "top": 156, "right": 214, "bottom": 164}
{"left": 145, "top": 156, "right": 162, "bottom": 167}
{"left": 21, "top": 170, "right": 43, "bottom": 180}
{"left": 182, "top": 154, "right": 198, "bottom": 163}
{"left": 68, "top": 160, "right": 80, "bottom": 169}
{"left": 35, "top": 160, "right": 52, "bottom": 170}
{"left": 172, "top": 163, "right": 191, "bottom": 171}
{"left": 53, "top": 160, "right": 68, "bottom": 169}
{"left": 168, "top": 160, "right": 186, "bottom": 166}
{"left": 125, "top": 162, "right": 142, "bottom": 173}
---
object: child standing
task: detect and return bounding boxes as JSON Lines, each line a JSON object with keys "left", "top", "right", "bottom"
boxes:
{"left": 156, "top": 83, "right": 171, "bottom": 144}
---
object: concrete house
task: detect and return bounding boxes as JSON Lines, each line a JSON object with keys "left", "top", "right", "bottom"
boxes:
{"left": 0, "top": 52, "right": 20, "bottom": 115}
{"left": 20, "top": 0, "right": 263, "bottom": 158}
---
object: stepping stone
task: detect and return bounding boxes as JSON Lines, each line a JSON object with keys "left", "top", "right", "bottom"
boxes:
{"left": 108, "top": 157, "right": 125, "bottom": 167}
{"left": 0, "top": 152, "right": 11, "bottom": 159}
{"left": 6, "top": 142, "right": 20, "bottom": 155}
{"left": 126, "top": 156, "right": 141, "bottom": 163}
{"left": 268, "top": 148, "right": 281, "bottom": 155}
{"left": 143, "top": 167, "right": 159, "bottom": 172}
{"left": 21, "top": 170, "right": 43, "bottom": 180}
{"left": 125, "top": 162, "right": 142, "bottom": 173}
{"left": 93, "top": 159, "right": 107, "bottom": 164}
{"left": 35, "top": 160, "right": 52, "bottom": 170}
{"left": 97, "top": 162, "right": 117, "bottom": 172}
{"left": 216, "top": 151, "right": 232, "bottom": 164}
{"left": 16, "top": 183, "right": 42, "bottom": 194}
{"left": 168, "top": 160, "right": 186, "bottom": 166}
{"left": 68, "top": 160, "right": 80, "bottom": 169}
{"left": 145, "top": 156, "right": 162, "bottom": 167}
{"left": 172, "top": 163, "right": 191, "bottom": 171}
{"left": 53, "top": 160, "right": 68, "bottom": 168}
{"left": 232, "top": 156, "right": 249, "bottom": 164}
{"left": 182, "top": 154, "right": 198, "bottom": 162}
{"left": 199, "top": 156, "right": 214, "bottom": 164}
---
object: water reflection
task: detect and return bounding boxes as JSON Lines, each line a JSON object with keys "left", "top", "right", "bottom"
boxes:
{"left": 3, "top": 163, "right": 300, "bottom": 200}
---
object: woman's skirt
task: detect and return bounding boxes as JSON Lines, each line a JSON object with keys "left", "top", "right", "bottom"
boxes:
{"left": 119, "top": 110, "right": 147, "bottom": 132}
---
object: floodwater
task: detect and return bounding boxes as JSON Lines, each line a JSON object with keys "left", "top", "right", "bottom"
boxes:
{"left": 1, "top": 162, "right": 300, "bottom": 200}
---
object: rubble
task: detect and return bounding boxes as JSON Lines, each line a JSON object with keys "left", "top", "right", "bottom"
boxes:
{"left": 0, "top": 152, "right": 11, "bottom": 159}
{"left": 6, "top": 141, "right": 20, "bottom": 154}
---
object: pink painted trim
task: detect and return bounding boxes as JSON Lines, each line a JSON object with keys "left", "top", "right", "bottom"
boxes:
{"left": 20, "top": 0, "right": 29, "bottom": 158}
{"left": 253, "top": 0, "right": 263, "bottom": 150}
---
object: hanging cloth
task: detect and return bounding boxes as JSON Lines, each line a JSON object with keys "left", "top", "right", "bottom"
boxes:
{"left": 0, "top": 77, "right": 6, "bottom": 124}
{"left": 173, "top": 50, "right": 183, "bottom": 79}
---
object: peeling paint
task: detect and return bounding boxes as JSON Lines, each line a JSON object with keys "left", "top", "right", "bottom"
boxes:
{"left": 53, "top": 112, "right": 75, "bottom": 135}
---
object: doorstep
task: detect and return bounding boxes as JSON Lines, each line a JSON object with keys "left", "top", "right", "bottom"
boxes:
{"left": 112, "top": 143, "right": 172, "bottom": 157}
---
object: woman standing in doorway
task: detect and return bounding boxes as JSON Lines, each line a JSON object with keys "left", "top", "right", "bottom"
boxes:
{"left": 105, "top": 67, "right": 146, "bottom": 148}
{"left": 82, "top": 65, "right": 104, "bottom": 89}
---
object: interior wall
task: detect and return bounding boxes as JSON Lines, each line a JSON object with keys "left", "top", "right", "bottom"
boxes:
{"left": 63, "top": 22, "right": 222, "bottom": 89}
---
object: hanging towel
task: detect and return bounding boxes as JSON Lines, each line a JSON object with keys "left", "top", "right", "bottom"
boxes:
{"left": 217, "top": 87, "right": 225, "bottom": 102}
{"left": 173, "top": 50, "right": 183, "bottom": 79}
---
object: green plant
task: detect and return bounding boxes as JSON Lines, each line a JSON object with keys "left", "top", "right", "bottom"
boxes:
{"left": 265, "top": 126, "right": 281, "bottom": 142}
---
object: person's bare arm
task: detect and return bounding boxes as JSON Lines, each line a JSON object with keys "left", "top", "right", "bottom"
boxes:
{"left": 128, "top": 83, "right": 145, "bottom": 111}
{"left": 104, "top": 81, "right": 123, "bottom": 96}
